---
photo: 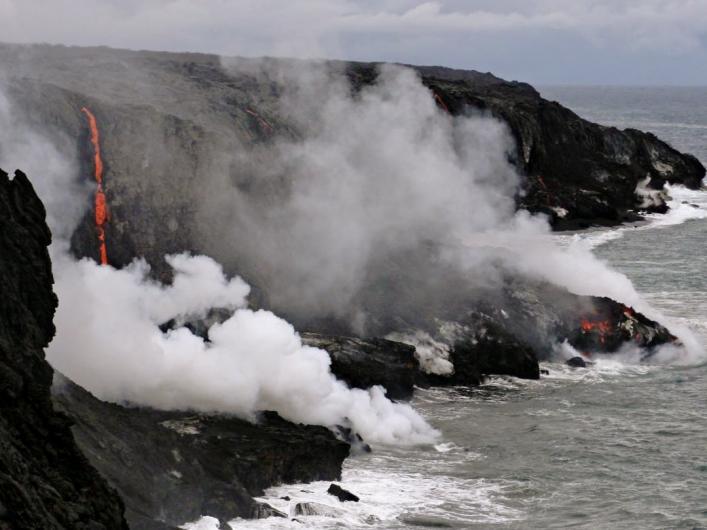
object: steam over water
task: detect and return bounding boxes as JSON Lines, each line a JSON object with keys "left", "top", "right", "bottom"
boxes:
{"left": 216, "top": 87, "right": 707, "bottom": 529}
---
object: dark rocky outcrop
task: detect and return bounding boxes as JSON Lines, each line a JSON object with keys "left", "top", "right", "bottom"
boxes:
{"left": 566, "top": 357, "right": 588, "bottom": 368}
{"left": 327, "top": 483, "right": 360, "bottom": 503}
{"left": 0, "top": 169, "right": 128, "bottom": 530}
{"left": 0, "top": 165, "right": 350, "bottom": 528}
{"left": 292, "top": 502, "right": 343, "bottom": 518}
{"left": 447, "top": 277, "right": 678, "bottom": 362}
{"left": 568, "top": 297, "right": 676, "bottom": 355}
{"left": 403, "top": 65, "right": 706, "bottom": 229}
{"left": 52, "top": 376, "right": 349, "bottom": 530}
{"left": 440, "top": 320, "right": 540, "bottom": 385}
{"left": 0, "top": 43, "right": 702, "bottom": 275}
{"left": 301, "top": 333, "right": 420, "bottom": 400}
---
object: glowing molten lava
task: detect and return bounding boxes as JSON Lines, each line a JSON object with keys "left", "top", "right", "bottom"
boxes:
{"left": 580, "top": 318, "right": 612, "bottom": 345}
{"left": 81, "top": 107, "right": 109, "bottom": 265}
{"left": 432, "top": 91, "right": 450, "bottom": 114}
{"left": 245, "top": 108, "right": 273, "bottom": 133}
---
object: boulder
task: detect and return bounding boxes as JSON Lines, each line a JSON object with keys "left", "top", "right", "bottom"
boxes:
{"left": 327, "top": 484, "right": 360, "bottom": 503}
{"left": 566, "top": 356, "right": 588, "bottom": 368}
{"left": 292, "top": 502, "right": 344, "bottom": 518}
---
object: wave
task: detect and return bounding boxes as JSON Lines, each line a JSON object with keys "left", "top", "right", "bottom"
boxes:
{"left": 206, "top": 468, "right": 521, "bottom": 529}
{"left": 599, "top": 119, "right": 707, "bottom": 132}
{"left": 555, "top": 182, "right": 707, "bottom": 251}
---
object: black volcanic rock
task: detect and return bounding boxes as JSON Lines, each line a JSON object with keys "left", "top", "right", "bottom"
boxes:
{"left": 453, "top": 277, "right": 679, "bottom": 362}
{"left": 52, "top": 376, "right": 349, "bottom": 530}
{"left": 568, "top": 298, "right": 676, "bottom": 356}
{"left": 566, "top": 356, "right": 588, "bottom": 368}
{"left": 0, "top": 168, "right": 128, "bottom": 530}
{"left": 449, "top": 321, "right": 540, "bottom": 383}
{"left": 293, "top": 502, "right": 343, "bottom": 518}
{"left": 327, "top": 484, "right": 360, "bottom": 502}
{"left": 301, "top": 332, "right": 420, "bottom": 400}
{"left": 400, "top": 65, "right": 706, "bottom": 229}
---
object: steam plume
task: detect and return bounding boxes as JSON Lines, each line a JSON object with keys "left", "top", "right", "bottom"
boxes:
{"left": 0, "top": 54, "right": 703, "bottom": 449}
{"left": 49, "top": 252, "right": 435, "bottom": 444}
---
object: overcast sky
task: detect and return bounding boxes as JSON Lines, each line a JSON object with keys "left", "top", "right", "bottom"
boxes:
{"left": 1, "top": 0, "right": 706, "bottom": 85}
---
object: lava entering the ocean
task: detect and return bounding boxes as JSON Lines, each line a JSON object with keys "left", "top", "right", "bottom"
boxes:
{"left": 580, "top": 317, "right": 612, "bottom": 345}
{"left": 81, "top": 107, "right": 109, "bottom": 265}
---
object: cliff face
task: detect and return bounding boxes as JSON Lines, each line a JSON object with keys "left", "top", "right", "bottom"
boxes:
{"left": 0, "top": 166, "right": 350, "bottom": 529}
{"left": 0, "top": 169, "right": 127, "bottom": 530}
{"left": 409, "top": 65, "right": 705, "bottom": 229}
{"left": 0, "top": 44, "right": 688, "bottom": 383}
{"left": 53, "top": 377, "right": 349, "bottom": 530}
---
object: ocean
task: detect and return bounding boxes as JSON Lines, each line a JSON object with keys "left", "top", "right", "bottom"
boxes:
{"left": 215, "top": 87, "right": 707, "bottom": 530}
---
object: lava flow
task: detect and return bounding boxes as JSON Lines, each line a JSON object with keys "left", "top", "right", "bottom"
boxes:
{"left": 81, "top": 107, "right": 109, "bottom": 265}
{"left": 245, "top": 108, "right": 273, "bottom": 134}
{"left": 432, "top": 91, "right": 450, "bottom": 114}
{"left": 580, "top": 317, "right": 612, "bottom": 345}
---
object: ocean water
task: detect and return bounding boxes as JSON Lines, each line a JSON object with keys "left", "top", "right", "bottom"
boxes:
{"left": 212, "top": 87, "right": 707, "bottom": 530}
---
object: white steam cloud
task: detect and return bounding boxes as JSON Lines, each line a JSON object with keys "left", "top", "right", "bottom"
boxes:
{"left": 0, "top": 53, "right": 703, "bottom": 451}
{"left": 49, "top": 252, "right": 435, "bottom": 444}
{"left": 205, "top": 63, "right": 521, "bottom": 319}
{"left": 204, "top": 61, "right": 704, "bottom": 362}
{"left": 0, "top": 90, "right": 90, "bottom": 239}
{"left": 0, "top": 73, "right": 438, "bottom": 445}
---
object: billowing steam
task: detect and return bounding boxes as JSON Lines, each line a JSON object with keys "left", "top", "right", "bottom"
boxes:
{"left": 49, "top": 252, "right": 434, "bottom": 444}
{"left": 0, "top": 55, "right": 703, "bottom": 448}
{"left": 0, "top": 90, "right": 90, "bottom": 239}
{"left": 0, "top": 69, "right": 440, "bottom": 444}
{"left": 202, "top": 63, "right": 522, "bottom": 320}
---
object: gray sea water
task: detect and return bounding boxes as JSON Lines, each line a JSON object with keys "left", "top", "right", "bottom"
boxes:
{"left": 214, "top": 87, "right": 707, "bottom": 530}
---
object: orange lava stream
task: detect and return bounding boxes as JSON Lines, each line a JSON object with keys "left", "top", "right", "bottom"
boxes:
{"left": 81, "top": 107, "right": 109, "bottom": 265}
{"left": 580, "top": 318, "right": 612, "bottom": 345}
{"left": 432, "top": 91, "right": 450, "bottom": 114}
{"left": 245, "top": 108, "right": 273, "bottom": 133}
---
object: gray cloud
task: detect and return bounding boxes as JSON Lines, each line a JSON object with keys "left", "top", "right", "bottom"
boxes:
{"left": 1, "top": 1, "right": 705, "bottom": 84}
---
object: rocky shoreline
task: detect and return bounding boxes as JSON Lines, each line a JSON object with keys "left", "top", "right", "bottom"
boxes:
{"left": 53, "top": 376, "right": 349, "bottom": 529}
{"left": 0, "top": 44, "right": 704, "bottom": 528}
{"left": 0, "top": 168, "right": 349, "bottom": 529}
{"left": 0, "top": 165, "right": 680, "bottom": 529}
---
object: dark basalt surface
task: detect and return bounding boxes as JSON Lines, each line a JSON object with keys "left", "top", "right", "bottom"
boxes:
{"left": 301, "top": 333, "right": 420, "bottom": 400}
{"left": 436, "top": 320, "right": 540, "bottom": 386}
{"left": 327, "top": 484, "right": 360, "bottom": 503}
{"left": 53, "top": 376, "right": 349, "bottom": 530}
{"left": 0, "top": 169, "right": 128, "bottom": 530}
{"left": 404, "top": 65, "right": 706, "bottom": 229}
{"left": 457, "top": 278, "right": 677, "bottom": 362}
{"left": 569, "top": 297, "right": 677, "bottom": 355}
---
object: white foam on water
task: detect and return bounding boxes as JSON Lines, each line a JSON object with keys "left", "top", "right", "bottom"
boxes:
{"left": 182, "top": 433, "right": 519, "bottom": 530}
{"left": 181, "top": 516, "right": 221, "bottom": 530}
{"left": 644, "top": 183, "right": 707, "bottom": 227}
{"left": 539, "top": 359, "right": 657, "bottom": 385}
{"left": 554, "top": 182, "right": 707, "bottom": 251}
{"left": 434, "top": 442, "right": 458, "bottom": 453}
{"left": 226, "top": 468, "right": 522, "bottom": 529}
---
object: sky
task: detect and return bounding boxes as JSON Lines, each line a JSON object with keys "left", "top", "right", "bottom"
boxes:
{"left": 1, "top": 0, "right": 706, "bottom": 85}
